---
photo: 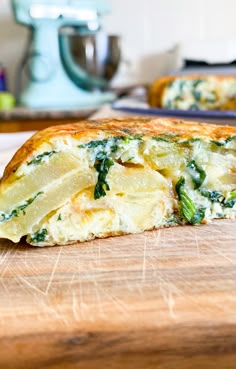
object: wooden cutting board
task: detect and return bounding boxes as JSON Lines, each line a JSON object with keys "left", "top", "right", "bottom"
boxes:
{"left": 0, "top": 219, "right": 235, "bottom": 369}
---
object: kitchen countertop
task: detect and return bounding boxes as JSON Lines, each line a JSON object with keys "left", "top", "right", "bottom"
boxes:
{"left": 0, "top": 108, "right": 96, "bottom": 133}
{"left": 0, "top": 86, "right": 141, "bottom": 133}
{"left": 0, "top": 103, "right": 127, "bottom": 132}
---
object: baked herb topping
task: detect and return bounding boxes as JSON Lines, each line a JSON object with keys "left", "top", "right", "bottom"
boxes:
{"left": 152, "top": 133, "right": 180, "bottom": 143}
{"left": 0, "top": 192, "right": 44, "bottom": 223}
{"left": 211, "top": 135, "right": 236, "bottom": 147}
{"left": 78, "top": 134, "right": 142, "bottom": 150}
{"left": 27, "top": 151, "right": 57, "bottom": 166}
{"left": 175, "top": 177, "right": 205, "bottom": 225}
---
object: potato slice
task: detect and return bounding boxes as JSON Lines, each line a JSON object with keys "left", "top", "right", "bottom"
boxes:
{"left": 0, "top": 152, "right": 82, "bottom": 211}
{"left": 108, "top": 163, "right": 169, "bottom": 193}
{"left": 0, "top": 169, "right": 96, "bottom": 242}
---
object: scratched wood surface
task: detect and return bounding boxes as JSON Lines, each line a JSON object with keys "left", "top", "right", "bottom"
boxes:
{"left": 0, "top": 219, "right": 235, "bottom": 369}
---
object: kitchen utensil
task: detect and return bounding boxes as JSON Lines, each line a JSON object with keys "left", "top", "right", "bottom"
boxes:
{"left": 11, "top": 0, "right": 117, "bottom": 109}
{"left": 59, "top": 29, "right": 121, "bottom": 90}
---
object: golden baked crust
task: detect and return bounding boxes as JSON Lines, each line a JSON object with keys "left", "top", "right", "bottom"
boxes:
{"left": 148, "top": 75, "right": 175, "bottom": 107}
{"left": 0, "top": 117, "right": 235, "bottom": 246}
{"left": 148, "top": 75, "right": 236, "bottom": 110}
{"left": 2, "top": 117, "right": 236, "bottom": 184}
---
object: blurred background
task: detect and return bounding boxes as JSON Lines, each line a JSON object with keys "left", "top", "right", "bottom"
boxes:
{"left": 2, "top": 0, "right": 236, "bottom": 94}
{"left": 1, "top": 0, "right": 236, "bottom": 126}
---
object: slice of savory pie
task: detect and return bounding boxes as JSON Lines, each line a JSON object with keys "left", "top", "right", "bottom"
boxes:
{"left": 0, "top": 117, "right": 235, "bottom": 247}
{"left": 148, "top": 75, "right": 236, "bottom": 110}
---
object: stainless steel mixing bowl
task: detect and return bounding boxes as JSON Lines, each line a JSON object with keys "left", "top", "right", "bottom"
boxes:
{"left": 59, "top": 28, "right": 121, "bottom": 90}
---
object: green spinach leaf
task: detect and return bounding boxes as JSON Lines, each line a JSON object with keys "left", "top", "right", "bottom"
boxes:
{"left": 27, "top": 151, "right": 57, "bottom": 166}
{"left": 175, "top": 177, "right": 205, "bottom": 224}
{"left": 187, "top": 160, "right": 206, "bottom": 189}
{"left": 94, "top": 155, "right": 114, "bottom": 199}
{"left": 30, "top": 228, "right": 47, "bottom": 243}
{"left": 0, "top": 192, "right": 44, "bottom": 223}
{"left": 79, "top": 136, "right": 142, "bottom": 200}
{"left": 224, "top": 189, "right": 236, "bottom": 208}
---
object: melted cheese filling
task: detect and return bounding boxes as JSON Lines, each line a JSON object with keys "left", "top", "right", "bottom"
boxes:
{"left": 0, "top": 136, "right": 235, "bottom": 246}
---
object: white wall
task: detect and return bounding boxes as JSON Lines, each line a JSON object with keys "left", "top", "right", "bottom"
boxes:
{"left": 104, "top": 0, "right": 236, "bottom": 61}
{"left": 1, "top": 0, "right": 236, "bottom": 92}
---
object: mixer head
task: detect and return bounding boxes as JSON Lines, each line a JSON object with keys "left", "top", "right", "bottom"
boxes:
{"left": 12, "top": 0, "right": 110, "bottom": 30}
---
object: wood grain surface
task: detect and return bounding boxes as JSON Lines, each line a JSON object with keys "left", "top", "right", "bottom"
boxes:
{"left": 0, "top": 219, "right": 235, "bottom": 369}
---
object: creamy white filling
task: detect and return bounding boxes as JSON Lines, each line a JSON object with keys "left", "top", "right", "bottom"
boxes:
{"left": 0, "top": 136, "right": 235, "bottom": 246}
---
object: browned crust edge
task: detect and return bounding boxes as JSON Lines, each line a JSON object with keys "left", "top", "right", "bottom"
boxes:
{"left": 1, "top": 116, "right": 236, "bottom": 186}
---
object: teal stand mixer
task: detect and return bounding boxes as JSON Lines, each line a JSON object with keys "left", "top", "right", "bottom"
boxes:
{"left": 11, "top": 0, "right": 116, "bottom": 109}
